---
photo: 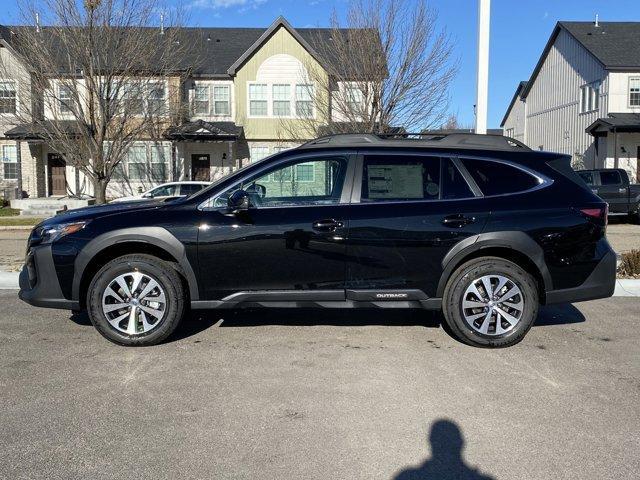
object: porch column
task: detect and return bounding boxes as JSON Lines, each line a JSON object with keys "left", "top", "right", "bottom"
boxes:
{"left": 613, "top": 127, "right": 618, "bottom": 169}
{"left": 15, "top": 140, "right": 23, "bottom": 197}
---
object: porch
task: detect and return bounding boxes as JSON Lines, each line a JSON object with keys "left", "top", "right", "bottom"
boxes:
{"left": 587, "top": 113, "right": 640, "bottom": 182}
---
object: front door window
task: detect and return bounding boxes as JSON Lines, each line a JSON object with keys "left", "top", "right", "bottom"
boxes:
{"left": 212, "top": 156, "right": 348, "bottom": 208}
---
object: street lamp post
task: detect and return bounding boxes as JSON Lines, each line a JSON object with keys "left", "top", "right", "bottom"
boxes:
{"left": 475, "top": 0, "right": 490, "bottom": 134}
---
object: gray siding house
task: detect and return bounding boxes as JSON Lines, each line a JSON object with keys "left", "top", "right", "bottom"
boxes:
{"left": 501, "top": 21, "right": 640, "bottom": 181}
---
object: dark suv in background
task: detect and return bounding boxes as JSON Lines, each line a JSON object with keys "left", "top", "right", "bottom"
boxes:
{"left": 19, "top": 133, "right": 616, "bottom": 348}
{"left": 577, "top": 168, "right": 640, "bottom": 223}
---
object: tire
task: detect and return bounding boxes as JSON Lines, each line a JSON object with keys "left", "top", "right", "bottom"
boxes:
{"left": 87, "top": 254, "right": 186, "bottom": 346}
{"left": 442, "top": 257, "right": 539, "bottom": 348}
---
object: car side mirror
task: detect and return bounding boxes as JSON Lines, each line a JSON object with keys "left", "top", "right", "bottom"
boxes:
{"left": 227, "top": 189, "right": 250, "bottom": 213}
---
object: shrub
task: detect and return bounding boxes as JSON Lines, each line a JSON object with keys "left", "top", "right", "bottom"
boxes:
{"left": 618, "top": 250, "right": 640, "bottom": 277}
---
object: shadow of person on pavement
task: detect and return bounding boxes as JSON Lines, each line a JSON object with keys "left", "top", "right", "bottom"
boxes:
{"left": 393, "top": 419, "right": 495, "bottom": 480}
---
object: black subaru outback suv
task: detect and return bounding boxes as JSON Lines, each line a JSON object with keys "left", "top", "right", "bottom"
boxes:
{"left": 19, "top": 133, "right": 616, "bottom": 347}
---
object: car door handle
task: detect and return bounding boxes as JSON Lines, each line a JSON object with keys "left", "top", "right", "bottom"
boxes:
{"left": 619, "top": 188, "right": 627, "bottom": 193}
{"left": 312, "top": 219, "right": 344, "bottom": 232}
{"left": 442, "top": 214, "right": 476, "bottom": 228}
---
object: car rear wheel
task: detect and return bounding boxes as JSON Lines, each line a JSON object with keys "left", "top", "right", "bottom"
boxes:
{"left": 442, "top": 257, "right": 539, "bottom": 348}
{"left": 87, "top": 254, "right": 185, "bottom": 346}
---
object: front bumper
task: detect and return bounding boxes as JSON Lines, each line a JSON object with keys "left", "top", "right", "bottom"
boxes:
{"left": 18, "top": 245, "right": 79, "bottom": 310}
{"left": 545, "top": 249, "right": 617, "bottom": 305}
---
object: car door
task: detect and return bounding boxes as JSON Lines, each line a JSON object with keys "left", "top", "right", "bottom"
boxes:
{"left": 597, "top": 170, "right": 627, "bottom": 213}
{"left": 196, "top": 152, "right": 354, "bottom": 301}
{"left": 344, "top": 151, "right": 490, "bottom": 301}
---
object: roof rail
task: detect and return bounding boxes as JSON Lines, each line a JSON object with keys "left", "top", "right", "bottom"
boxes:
{"left": 300, "top": 132, "right": 531, "bottom": 151}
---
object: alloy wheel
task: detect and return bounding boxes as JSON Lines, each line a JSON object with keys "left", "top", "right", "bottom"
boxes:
{"left": 461, "top": 274, "right": 524, "bottom": 335}
{"left": 101, "top": 271, "right": 167, "bottom": 335}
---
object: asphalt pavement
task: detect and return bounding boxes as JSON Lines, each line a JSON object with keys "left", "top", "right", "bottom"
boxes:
{"left": 1, "top": 291, "right": 639, "bottom": 479}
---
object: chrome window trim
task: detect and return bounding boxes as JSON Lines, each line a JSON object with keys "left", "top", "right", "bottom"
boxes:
{"left": 351, "top": 150, "right": 553, "bottom": 205}
{"left": 197, "top": 151, "right": 354, "bottom": 211}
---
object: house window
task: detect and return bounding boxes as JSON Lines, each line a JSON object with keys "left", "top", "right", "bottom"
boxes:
{"left": 194, "top": 85, "right": 210, "bottom": 114}
{"left": 272, "top": 84, "right": 291, "bottom": 117}
{"left": 630, "top": 78, "right": 640, "bottom": 107}
{"left": 295, "top": 163, "right": 315, "bottom": 182}
{"left": 59, "top": 85, "right": 73, "bottom": 114}
{"left": 295, "top": 84, "right": 313, "bottom": 118}
{"left": 147, "top": 82, "right": 166, "bottom": 115}
{"left": 123, "top": 82, "right": 144, "bottom": 116}
{"left": 213, "top": 85, "right": 230, "bottom": 115}
{"left": 2, "top": 145, "right": 18, "bottom": 180}
{"left": 127, "top": 144, "right": 147, "bottom": 180}
{"left": 250, "top": 146, "right": 269, "bottom": 162}
{"left": 346, "top": 85, "right": 364, "bottom": 112}
{"left": 580, "top": 81, "right": 600, "bottom": 113}
{"left": 249, "top": 84, "right": 268, "bottom": 116}
{"left": 150, "top": 145, "right": 170, "bottom": 181}
{"left": 0, "top": 81, "right": 17, "bottom": 114}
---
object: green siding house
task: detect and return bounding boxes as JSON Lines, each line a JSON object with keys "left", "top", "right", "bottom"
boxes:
{"left": 0, "top": 17, "right": 368, "bottom": 200}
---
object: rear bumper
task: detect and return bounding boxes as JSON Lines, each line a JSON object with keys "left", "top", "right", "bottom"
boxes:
{"left": 545, "top": 249, "right": 617, "bottom": 305}
{"left": 18, "top": 245, "right": 79, "bottom": 310}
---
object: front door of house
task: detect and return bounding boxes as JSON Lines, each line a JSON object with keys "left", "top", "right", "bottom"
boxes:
{"left": 191, "top": 154, "right": 211, "bottom": 181}
{"left": 48, "top": 154, "right": 67, "bottom": 196}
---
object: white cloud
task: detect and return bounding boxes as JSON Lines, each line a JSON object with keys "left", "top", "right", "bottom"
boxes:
{"left": 191, "top": 0, "right": 266, "bottom": 9}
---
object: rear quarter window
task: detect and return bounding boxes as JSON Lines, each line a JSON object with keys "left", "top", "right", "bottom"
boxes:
{"left": 461, "top": 158, "right": 540, "bottom": 196}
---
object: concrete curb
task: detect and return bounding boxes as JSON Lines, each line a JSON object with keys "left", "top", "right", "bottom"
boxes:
{"left": 0, "top": 226, "right": 35, "bottom": 231}
{"left": 1, "top": 269, "right": 639, "bottom": 297}
{"left": 0, "top": 271, "right": 19, "bottom": 289}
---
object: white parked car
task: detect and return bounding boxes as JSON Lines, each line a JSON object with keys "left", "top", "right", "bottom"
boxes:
{"left": 110, "top": 181, "right": 210, "bottom": 203}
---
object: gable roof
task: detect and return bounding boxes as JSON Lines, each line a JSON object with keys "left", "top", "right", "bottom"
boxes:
{"left": 499, "top": 81, "right": 527, "bottom": 127}
{"left": 521, "top": 21, "right": 640, "bottom": 99}
{"left": 0, "top": 17, "right": 377, "bottom": 78}
{"left": 561, "top": 22, "right": 640, "bottom": 70}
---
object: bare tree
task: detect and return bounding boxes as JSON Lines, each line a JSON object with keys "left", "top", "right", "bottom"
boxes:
{"left": 1, "top": 0, "right": 193, "bottom": 203}
{"left": 279, "top": 0, "right": 457, "bottom": 140}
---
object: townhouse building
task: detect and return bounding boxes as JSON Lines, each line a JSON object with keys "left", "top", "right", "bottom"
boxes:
{"left": 0, "top": 17, "right": 371, "bottom": 200}
{"left": 501, "top": 21, "right": 640, "bottom": 181}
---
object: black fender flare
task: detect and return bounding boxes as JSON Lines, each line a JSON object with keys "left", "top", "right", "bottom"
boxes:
{"left": 435, "top": 231, "right": 552, "bottom": 297}
{"left": 72, "top": 227, "right": 199, "bottom": 302}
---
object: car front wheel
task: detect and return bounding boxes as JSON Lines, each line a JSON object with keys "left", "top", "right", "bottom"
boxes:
{"left": 442, "top": 257, "right": 539, "bottom": 348}
{"left": 87, "top": 254, "right": 186, "bottom": 346}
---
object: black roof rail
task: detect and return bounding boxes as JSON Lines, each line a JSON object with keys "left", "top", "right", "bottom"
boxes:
{"left": 299, "top": 132, "right": 531, "bottom": 151}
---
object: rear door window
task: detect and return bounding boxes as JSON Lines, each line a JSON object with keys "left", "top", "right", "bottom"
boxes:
{"left": 441, "top": 158, "right": 474, "bottom": 199}
{"left": 361, "top": 155, "right": 440, "bottom": 202}
{"left": 460, "top": 158, "right": 539, "bottom": 196}
{"left": 599, "top": 171, "right": 621, "bottom": 185}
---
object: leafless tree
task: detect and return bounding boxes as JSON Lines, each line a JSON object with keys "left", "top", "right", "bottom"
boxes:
{"left": 1, "top": 0, "right": 193, "bottom": 203}
{"left": 279, "top": 0, "right": 457, "bottom": 140}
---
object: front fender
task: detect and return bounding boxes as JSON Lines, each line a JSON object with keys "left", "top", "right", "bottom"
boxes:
{"left": 72, "top": 226, "right": 199, "bottom": 302}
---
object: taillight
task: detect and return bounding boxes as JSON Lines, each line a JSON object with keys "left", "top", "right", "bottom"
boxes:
{"left": 579, "top": 205, "right": 608, "bottom": 226}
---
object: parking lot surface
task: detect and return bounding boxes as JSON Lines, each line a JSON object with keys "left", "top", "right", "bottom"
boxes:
{"left": 1, "top": 291, "right": 639, "bottom": 479}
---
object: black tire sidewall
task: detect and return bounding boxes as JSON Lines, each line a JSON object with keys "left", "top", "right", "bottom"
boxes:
{"left": 443, "top": 257, "right": 538, "bottom": 348}
{"left": 87, "top": 255, "right": 185, "bottom": 346}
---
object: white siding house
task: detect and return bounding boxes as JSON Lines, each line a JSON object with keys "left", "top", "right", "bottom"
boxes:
{"left": 501, "top": 21, "right": 640, "bottom": 181}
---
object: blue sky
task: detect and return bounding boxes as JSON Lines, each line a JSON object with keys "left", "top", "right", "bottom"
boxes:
{"left": 3, "top": 0, "right": 640, "bottom": 128}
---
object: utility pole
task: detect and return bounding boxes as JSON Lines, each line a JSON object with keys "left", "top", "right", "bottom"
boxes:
{"left": 475, "top": 0, "right": 490, "bottom": 134}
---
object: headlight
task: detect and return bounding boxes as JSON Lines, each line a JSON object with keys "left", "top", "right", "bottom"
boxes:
{"left": 40, "top": 221, "right": 90, "bottom": 244}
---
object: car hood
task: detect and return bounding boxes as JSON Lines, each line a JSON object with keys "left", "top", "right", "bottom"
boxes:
{"left": 36, "top": 199, "right": 166, "bottom": 228}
